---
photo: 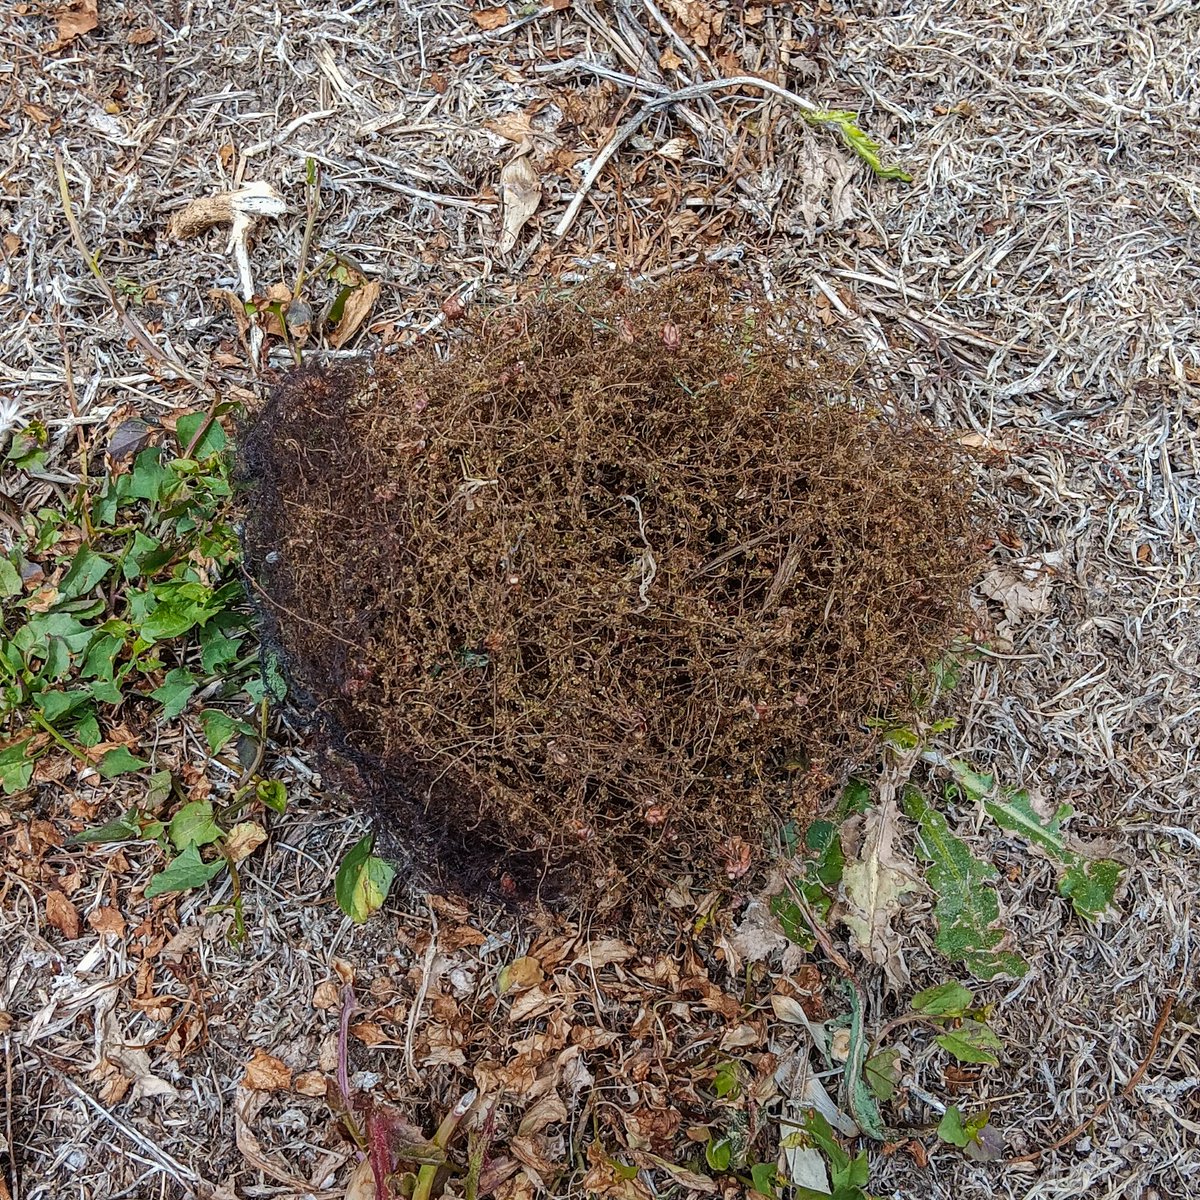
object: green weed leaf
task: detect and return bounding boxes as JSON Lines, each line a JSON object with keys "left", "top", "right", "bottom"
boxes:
{"left": 1059, "top": 857, "right": 1121, "bottom": 921}
{"left": 335, "top": 834, "right": 395, "bottom": 923}
{"left": 0, "top": 738, "right": 35, "bottom": 794}
{"left": 902, "top": 786, "right": 1028, "bottom": 980}
{"left": 151, "top": 667, "right": 197, "bottom": 720}
{"left": 935, "top": 1019, "right": 1002, "bottom": 1066}
{"left": 200, "top": 709, "right": 245, "bottom": 754}
{"left": 937, "top": 1105, "right": 992, "bottom": 1150}
{"left": 255, "top": 779, "right": 288, "bottom": 813}
{"left": 98, "top": 746, "right": 149, "bottom": 778}
{"left": 750, "top": 1163, "right": 778, "bottom": 1196}
{"left": 705, "top": 1138, "right": 732, "bottom": 1172}
{"left": 805, "top": 109, "right": 912, "bottom": 182}
{"left": 175, "top": 412, "right": 227, "bottom": 460}
{"left": 168, "top": 800, "right": 222, "bottom": 851}
{"left": 911, "top": 981, "right": 974, "bottom": 1017}
{"left": 68, "top": 805, "right": 145, "bottom": 845}
{"left": 0, "top": 557, "right": 21, "bottom": 597}
{"left": 58, "top": 546, "right": 111, "bottom": 601}
{"left": 864, "top": 1046, "right": 900, "bottom": 1101}
{"left": 144, "top": 844, "right": 226, "bottom": 898}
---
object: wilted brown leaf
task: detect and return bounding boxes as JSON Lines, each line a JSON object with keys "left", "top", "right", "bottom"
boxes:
{"left": 328, "top": 280, "right": 381, "bottom": 349}
{"left": 499, "top": 955, "right": 544, "bottom": 994}
{"left": 497, "top": 153, "right": 541, "bottom": 255}
{"left": 242, "top": 1048, "right": 292, "bottom": 1092}
{"left": 87, "top": 906, "right": 126, "bottom": 938}
{"left": 127, "top": 25, "right": 156, "bottom": 45}
{"left": 472, "top": 5, "right": 511, "bottom": 29}
{"left": 224, "top": 821, "right": 267, "bottom": 863}
{"left": 350, "top": 1021, "right": 387, "bottom": 1046}
{"left": 294, "top": 1071, "right": 327, "bottom": 1097}
{"left": 49, "top": 0, "right": 98, "bottom": 49}
{"left": 45, "top": 889, "right": 80, "bottom": 939}
{"left": 344, "top": 1155, "right": 375, "bottom": 1200}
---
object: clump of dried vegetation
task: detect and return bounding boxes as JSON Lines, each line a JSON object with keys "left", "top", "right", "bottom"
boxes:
{"left": 240, "top": 275, "right": 982, "bottom": 901}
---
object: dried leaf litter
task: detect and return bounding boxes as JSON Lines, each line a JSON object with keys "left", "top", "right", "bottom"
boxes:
{"left": 239, "top": 277, "right": 983, "bottom": 903}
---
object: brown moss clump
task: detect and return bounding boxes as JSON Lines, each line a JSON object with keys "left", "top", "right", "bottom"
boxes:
{"left": 240, "top": 275, "right": 981, "bottom": 904}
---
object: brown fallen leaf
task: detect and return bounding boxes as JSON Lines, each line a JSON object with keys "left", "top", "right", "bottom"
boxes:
{"left": 344, "top": 1156, "right": 375, "bottom": 1200}
{"left": 45, "top": 889, "right": 80, "bottom": 939}
{"left": 294, "top": 1071, "right": 327, "bottom": 1097}
{"left": 328, "top": 280, "right": 381, "bottom": 349}
{"left": 225, "top": 821, "right": 267, "bottom": 863}
{"left": 242, "top": 1048, "right": 293, "bottom": 1092}
{"left": 496, "top": 152, "right": 541, "bottom": 255}
{"left": 49, "top": 0, "right": 98, "bottom": 50}
{"left": 472, "top": 5, "right": 511, "bottom": 30}
{"left": 350, "top": 1021, "right": 387, "bottom": 1047}
{"left": 498, "top": 955, "right": 544, "bottom": 994}
{"left": 87, "top": 906, "right": 126, "bottom": 938}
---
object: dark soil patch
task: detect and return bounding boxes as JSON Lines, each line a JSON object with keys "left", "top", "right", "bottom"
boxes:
{"left": 239, "top": 276, "right": 982, "bottom": 905}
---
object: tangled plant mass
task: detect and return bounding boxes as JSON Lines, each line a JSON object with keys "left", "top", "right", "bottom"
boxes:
{"left": 240, "top": 277, "right": 982, "bottom": 903}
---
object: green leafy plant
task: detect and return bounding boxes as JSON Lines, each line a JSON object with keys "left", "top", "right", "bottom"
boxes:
{"left": 943, "top": 759, "right": 1122, "bottom": 921}
{"left": 802, "top": 110, "right": 912, "bottom": 182}
{"left": 789, "top": 1111, "right": 874, "bottom": 1200}
{"left": 902, "top": 785, "right": 1029, "bottom": 980}
{"left": 335, "top": 833, "right": 396, "bottom": 923}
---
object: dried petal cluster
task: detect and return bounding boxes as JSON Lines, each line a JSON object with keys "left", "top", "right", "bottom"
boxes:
{"left": 240, "top": 277, "right": 982, "bottom": 903}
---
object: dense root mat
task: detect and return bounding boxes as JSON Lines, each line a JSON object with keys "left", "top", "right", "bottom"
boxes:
{"left": 240, "top": 277, "right": 981, "bottom": 902}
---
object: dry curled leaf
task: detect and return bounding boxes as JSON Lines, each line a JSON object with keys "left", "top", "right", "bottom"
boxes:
{"left": 225, "top": 821, "right": 267, "bottom": 863}
{"left": 49, "top": 0, "right": 98, "bottom": 49}
{"left": 45, "top": 889, "right": 80, "bottom": 939}
{"left": 168, "top": 182, "right": 288, "bottom": 241}
{"left": 497, "top": 153, "right": 542, "bottom": 255}
{"left": 472, "top": 5, "right": 511, "bottom": 30}
{"left": 329, "top": 280, "right": 381, "bottom": 349}
{"left": 499, "top": 956, "right": 544, "bottom": 994}
{"left": 242, "top": 1048, "right": 293, "bottom": 1092}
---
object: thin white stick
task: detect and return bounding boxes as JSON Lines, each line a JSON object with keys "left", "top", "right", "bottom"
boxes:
{"left": 553, "top": 75, "right": 823, "bottom": 242}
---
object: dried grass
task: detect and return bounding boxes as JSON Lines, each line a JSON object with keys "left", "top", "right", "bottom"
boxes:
{"left": 1, "top": 0, "right": 1197, "bottom": 1196}
{"left": 240, "top": 276, "right": 981, "bottom": 902}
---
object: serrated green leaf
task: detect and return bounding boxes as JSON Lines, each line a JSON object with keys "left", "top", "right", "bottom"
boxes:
{"left": 1059, "top": 857, "right": 1121, "bottom": 921}
{"left": 98, "top": 746, "right": 149, "bottom": 778}
{"left": 151, "top": 667, "right": 197, "bottom": 720}
{"left": 806, "top": 109, "right": 912, "bottom": 182}
{"left": 144, "top": 844, "right": 226, "bottom": 898}
{"left": 334, "top": 834, "right": 395, "bottom": 923}
{"left": 911, "top": 981, "right": 974, "bottom": 1017}
{"left": 168, "top": 800, "right": 222, "bottom": 851}
{"left": 902, "top": 786, "right": 1028, "bottom": 981}
{"left": 935, "top": 1019, "right": 1002, "bottom": 1065}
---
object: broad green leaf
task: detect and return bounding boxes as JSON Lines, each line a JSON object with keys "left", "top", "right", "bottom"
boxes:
{"left": 805, "top": 109, "right": 913, "bottom": 182}
{"left": 128, "top": 449, "right": 176, "bottom": 503}
{"left": 713, "top": 1060, "right": 741, "bottom": 1099}
{"left": 73, "top": 710, "right": 101, "bottom": 747}
{"left": 255, "top": 779, "right": 288, "bottom": 813}
{"left": 750, "top": 1162, "right": 778, "bottom": 1197}
{"left": 937, "top": 1105, "right": 991, "bottom": 1150}
{"left": 935, "top": 1018, "right": 1002, "bottom": 1065}
{"left": 168, "top": 800, "right": 222, "bottom": 851}
{"left": 58, "top": 546, "right": 111, "bottom": 601}
{"left": 98, "top": 746, "right": 149, "bottom": 778}
{"left": 911, "top": 981, "right": 974, "bottom": 1017}
{"left": 200, "top": 624, "right": 242, "bottom": 672}
{"left": 837, "top": 778, "right": 872, "bottom": 817}
{"left": 1059, "top": 857, "right": 1121, "bottom": 921}
{"left": 68, "top": 805, "right": 144, "bottom": 845}
{"left": 143, "top": 844, "right": 225, "bottom": 898}
{"left": 335, "top": 834, "right": 395, "bottom": 923}
{"left": 200, "top": 709, "right": 248, "bottom": 754}
{"left": 151, "top": 667, "right": 197, "bottom": 720}
{"left": 705, "top": 1138, "right": 732, "bottom": 1172}
{"left": 902, "top": 786, "right": 1028, "bottom": 981}
{"left": 80, "top": 632, "right": 124, "bottom": 681}
{"left": 0, "top": 738, "right": 35, "bottom": 794}
{"left": 176, "top": 412, "right": 227, "bottom": 460}
{"left": 0, "top": 557, "right": 21, "bottom": 597}
{"left": 864, "top": 1046, "right": 900, "bottom": 1101}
